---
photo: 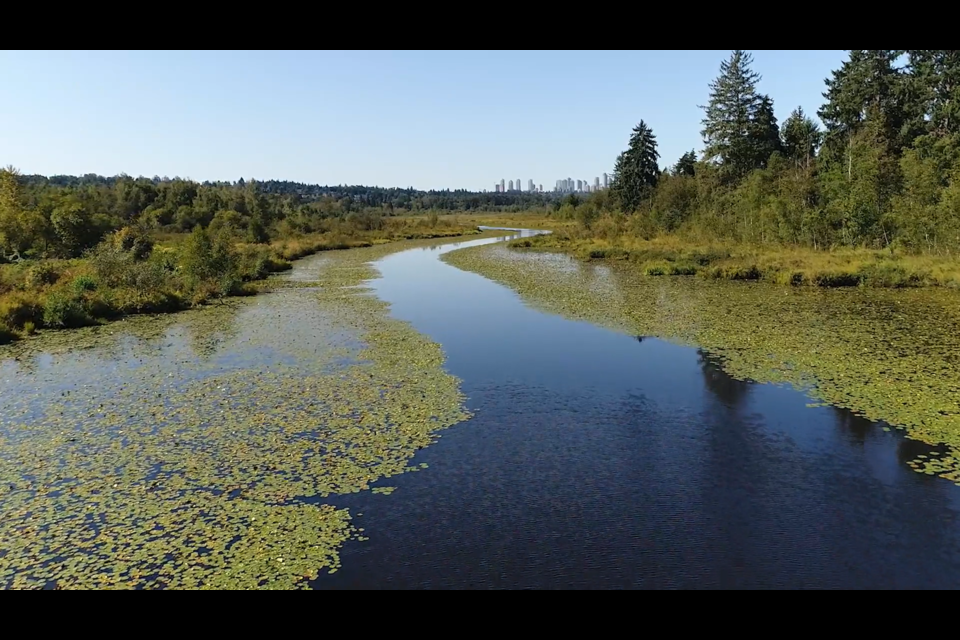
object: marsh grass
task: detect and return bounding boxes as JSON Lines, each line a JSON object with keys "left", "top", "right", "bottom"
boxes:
{"left": 513, "top": 232, "right": 960, "bottom": 289}
{"left": 0, "top": 217, "right": 483, "bottom": 344}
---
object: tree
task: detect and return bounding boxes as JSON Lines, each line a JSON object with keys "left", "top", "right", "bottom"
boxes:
{"left": 781, "top": 107, "right": 823, "bottom": 169}
{"left": 907, "top": 50, "right": 960, "bottom": 140}
{"left": 750, "top": 94, "right": 782, "bottom": 167}
{"left": 818, "top": 50, "right": 918, "bottom": 161}
{"left": 673, "top": 150, "right": 697, "bottom": 176}
{"left": 700, "top": 50, "right": 765, "bottom": 180}
{"left": 611, "top": 120, "right": 661, "bottom": 211}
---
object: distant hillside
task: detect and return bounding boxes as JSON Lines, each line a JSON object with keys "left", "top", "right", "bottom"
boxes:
{"left": 19, "top": 174, "right": 557, "bottom": 212}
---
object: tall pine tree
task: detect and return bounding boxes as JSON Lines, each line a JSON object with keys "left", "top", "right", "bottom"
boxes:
{"left": 673, "top": 150, "right": 697, "bottom": 176}
{"left": 780, "top": 107, "right": 822, "bottom": 169}
{"left": 700, "top": 50, "right": 767, "bottom": 180}
{"left": 907, "top": 50, "right": 960, "bottom": 139}
{"left": 818, "top": 50, "right": 918, "bottom": 160}
{"left": 611, "top": 120, "right": 661, "bottom": 212}
{"left": 750, "top": 94, "right": 783, "bottom": 167}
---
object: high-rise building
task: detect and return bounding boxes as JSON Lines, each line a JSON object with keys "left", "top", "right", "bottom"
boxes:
{"left": 576, "top": 179, "right": 582, "bottom": 192}
{"left": 495, "top": 184, "right": 500, "bottom": 193}
{"left": 516, "top": 179, "right": 521, "bottom": 193}
{"left": 602, "top": 173, "right": 608, "bottom": 188}
{"left": 528, "top": 179, "right": 534, "bottom": 192}
{"left": 500, "top": 179, "right": 505, "bottom": 192}
{"left": 594, "top": 176, "right": 600, "bottom": 189}
{"left": 538, "top": 184, "right": 543, "bottom": 193}
{"left": 508, "top": 180, "right": 513, "bottom": 192}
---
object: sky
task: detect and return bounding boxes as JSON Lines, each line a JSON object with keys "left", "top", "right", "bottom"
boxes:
{"left": 0, "top": 50, "right": 847, "bottom": 191}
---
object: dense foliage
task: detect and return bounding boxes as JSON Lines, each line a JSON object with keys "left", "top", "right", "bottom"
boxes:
{"left": 597, "top": 50, "right": 960, "bottom": 254}
{"left": 0, "top": 171, "right": 550, "bottom": 262}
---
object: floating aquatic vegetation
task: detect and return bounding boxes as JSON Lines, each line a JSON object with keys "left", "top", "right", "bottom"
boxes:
{"left": 443, "top": 243, "right": 960, "bottom": 485}
{"left": 0, "top": 232, "right": 509, "bottom": 589}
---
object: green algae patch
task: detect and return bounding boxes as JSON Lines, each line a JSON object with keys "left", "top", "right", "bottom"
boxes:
{"left": 443, "top": 243, "right": 960, "bottom": 485}
{"left": 0, "top": 233, "right": 498, "bottom": 590}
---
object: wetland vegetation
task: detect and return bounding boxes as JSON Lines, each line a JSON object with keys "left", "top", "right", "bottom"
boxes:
{"left": 0, "top": 167, "right": 487, "bottom": 345}
{"left": 505, "top": 51, "right": 960, "bottom": 289}
{"left": 0, "top": 232, "right": 520, "bottom": 588}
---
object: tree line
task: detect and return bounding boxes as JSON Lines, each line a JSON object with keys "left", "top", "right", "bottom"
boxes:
{"left": 0, "top": 172, "right": 553, "bottom": 261}
{"left": 604, "top": 50, "right": 960, "bottom": 253}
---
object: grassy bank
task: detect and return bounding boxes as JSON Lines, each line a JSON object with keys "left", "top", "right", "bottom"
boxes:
{"left": 510, "top": 227, "right": 960, "bottom": 289}
{"left": 0, "top": 216, "right": 482, "bottom": 345}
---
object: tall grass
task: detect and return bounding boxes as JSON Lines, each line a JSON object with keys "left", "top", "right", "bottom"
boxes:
{"left": 512, "top": 223, "right": 960, "bottom": 289}
{"left": 0, "top": 215, "right": 481, "bottom": 344}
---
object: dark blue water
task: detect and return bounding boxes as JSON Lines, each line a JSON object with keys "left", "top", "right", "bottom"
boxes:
{"left": 315, "top": 233, "right": 960, "bottom": 589}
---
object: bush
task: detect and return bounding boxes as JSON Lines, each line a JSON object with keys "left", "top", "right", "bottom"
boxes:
{"left": 25, "top": 263, "right": 60, "bottom": 288}
{"left": 0, "top": 322, "right": 15, "bottom": 344}
{"left": 644, "top": 264, "right": 667, "bottom": 276}
{"left": 72, "top": 274, "right": 98, "bottom": 294}
{"left": 811, "top": 271, "right": 862, "bottom": 287}
{"left": 42, "top": 291, "right": 92, "bottom": 328}
{"left": 857, "top": 262, "right": 928, "bottom": 288}
{"left": 668, "top": 264, "right": 698, "bottom": 276}
{"left": 110, "top": 227, "right": 154, "bottom": 261}
{"left": 0, "top": 291, "right": 43, "bottom": 329}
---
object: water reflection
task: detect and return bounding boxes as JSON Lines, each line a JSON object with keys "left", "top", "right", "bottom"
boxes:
{"left": 698, "top": 349, "right": 752, "bottom": 412}
{"left": 315, "top": 232, "right": 960, "bottom": 589}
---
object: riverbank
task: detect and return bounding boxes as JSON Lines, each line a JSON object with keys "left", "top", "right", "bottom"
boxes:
{"left": 442, "top": 241, "right": 960, "bottom": 485}
{"left": 0, "top": 217, "right": 487, "bottom": 345}
{"left": 0, "top": 231, "right": 499, "bottom": 588}
{"left": 510, "top": 231, "right": 960, "bottom": 289}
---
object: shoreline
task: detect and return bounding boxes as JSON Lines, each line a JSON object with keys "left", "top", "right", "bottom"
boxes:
{"left": 507, "top": 232, "right": 960, "bottom": 289}
{"left": 0, "top": 226, "right": 499, "bottom": 347}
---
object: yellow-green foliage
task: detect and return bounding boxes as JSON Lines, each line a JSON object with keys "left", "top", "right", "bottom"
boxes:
{"left": 0, "top": 232, "right": 487, "bottom": 589}
{"left": 0, "top": 217, "right": 483, "bottom": 345}
{"left": 513, "top": 225, "right": 960, "bottom": 289}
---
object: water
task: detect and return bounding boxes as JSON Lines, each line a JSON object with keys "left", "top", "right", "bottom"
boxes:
{"left": 313, "top": 231, "right": 960, "bottom": 589}
{"left": 4, "top": 231, "right": 960, "bottom": 589}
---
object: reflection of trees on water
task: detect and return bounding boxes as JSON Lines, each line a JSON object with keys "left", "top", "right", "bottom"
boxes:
{"left": 697, "top": 349, "right": 752, "bottom": 411}
{"left": 831, "top": 407, "right": 873, "bottom": 446}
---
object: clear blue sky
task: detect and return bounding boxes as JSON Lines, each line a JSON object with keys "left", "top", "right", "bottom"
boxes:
{"left": 0, "top": 50, "right": 846, "bottom": 191}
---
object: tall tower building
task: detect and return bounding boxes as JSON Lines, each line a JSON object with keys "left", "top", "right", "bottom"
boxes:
{"left": 602, "top": 173, "right": 608, "bottom": 188}
{"left": 508, "top": 180, "right": 514, "bottom": 192}
{"left": 538, "top": 184, "right": 543, "bottom": 193}
{"left": 594, "top": 176, "right": 600, "bottom": 189}
{"left": 501, "top": 179, "right": 505, "bottom": 192}
{"left": 516, "top": 179, "right": 521, "bottom": 193}
{"left": 577, "top": 179, "right": 582, "bottom": 192}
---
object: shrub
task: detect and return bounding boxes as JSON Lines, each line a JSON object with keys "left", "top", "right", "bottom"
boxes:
{"left": 72, "top": 274, "right": 98, "bottom": 294}
{"left": 811, "top": 271, "right": 862, "bottom": 287}
{"left": 644, "top": 264, "right": 667, "bottom": 276}
{"left": 110, "top": 227, "right": 154, "bottom": 261}
{"left": 857, "top": 262, "right": 928, "bottom": 288}
{"left": 25, "top": 263, "right": 60, "bottom": 288}
{"left": 42, "top": 291, "right": 92, "bottom": 328}
{"left": 668, "top": 264, "right": 698, "bottom": 276}
{"left": 0, "top": 291, "right": 43, "bottom": 329}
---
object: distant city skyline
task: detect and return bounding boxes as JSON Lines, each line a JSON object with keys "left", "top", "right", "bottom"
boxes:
{"left": 492, "top": 175, "right": 610, "bottom": 194}
{"left": 1, "top": 50, "right": 847, "bottom": 191}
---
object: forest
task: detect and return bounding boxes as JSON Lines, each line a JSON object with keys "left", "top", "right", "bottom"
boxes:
{"left": 531, "top": 50, "right": 960, "bottom": 287}
{"left": 0, "top": 168, "right": 489, "bottom": 344}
